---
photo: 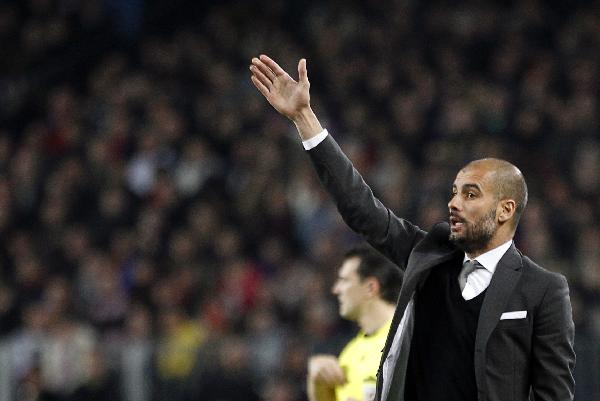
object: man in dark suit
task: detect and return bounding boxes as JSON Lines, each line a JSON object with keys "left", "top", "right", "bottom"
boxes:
{"left": 249, "top": 55, "right": 575, "bottom": 401}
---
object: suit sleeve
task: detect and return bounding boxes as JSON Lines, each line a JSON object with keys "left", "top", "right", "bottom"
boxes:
{"left": 530, "top": 274, "right": 575, "bottom": 401}
{"left": 307, "top": 135, "right": 425, "bottom": 270}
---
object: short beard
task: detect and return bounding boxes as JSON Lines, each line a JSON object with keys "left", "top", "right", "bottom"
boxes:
{"left": 449, "top": 208, "right": 497, "bottom": 254}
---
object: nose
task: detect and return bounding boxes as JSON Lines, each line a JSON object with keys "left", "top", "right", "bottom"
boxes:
{"left": 448, "top": 194, "right": 460, "bottom": 212}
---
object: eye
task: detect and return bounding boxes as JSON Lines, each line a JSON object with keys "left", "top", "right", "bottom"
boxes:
{"left": 467, "top": 192, "right": 476, "bottom": 199}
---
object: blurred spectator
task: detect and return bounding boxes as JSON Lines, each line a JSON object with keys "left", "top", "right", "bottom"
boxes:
{"left": 68, "top": 348, "right": 121, "bottom": 401}
{"left": 120, "top": 304, "right": 153, "bottom": 401}
{"left": 154, "top": 306, "right": 206, "bottom": 401}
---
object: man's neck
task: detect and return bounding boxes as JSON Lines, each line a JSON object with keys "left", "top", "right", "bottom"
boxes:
{"left": 358, "top": 301, "right": 395, "bottom": 336}
{"left": 466, "top": 232, "right": 514, "bottom": 259}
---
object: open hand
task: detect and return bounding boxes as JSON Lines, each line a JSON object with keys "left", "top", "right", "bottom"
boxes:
{"left": 250, "top": 55, "right": 310, "bottom": 121}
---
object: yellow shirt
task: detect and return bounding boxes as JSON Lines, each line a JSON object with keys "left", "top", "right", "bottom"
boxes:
{"left": 335, "top": 319, "right": 392, "bottom": 401}
{"left": 157, "top": 320, "right": 206, "bottom": 379}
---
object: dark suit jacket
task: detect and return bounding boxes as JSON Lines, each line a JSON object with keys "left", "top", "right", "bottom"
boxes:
{"left": 308, "top": 135, "right": 575, "bottom": 401}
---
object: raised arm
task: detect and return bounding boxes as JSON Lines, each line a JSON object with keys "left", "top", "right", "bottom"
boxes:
{"left": 249, "top": 55, "right": 425, "bottom": 268}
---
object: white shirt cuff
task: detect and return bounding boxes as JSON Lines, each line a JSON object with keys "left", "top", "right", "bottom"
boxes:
{"left": 302, "top": 129, "right": 329, "bottom": 150}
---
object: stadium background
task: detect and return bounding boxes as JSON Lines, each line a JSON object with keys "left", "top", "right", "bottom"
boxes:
{"left": 0, "top": 0, "right": 598, "bottom": 400}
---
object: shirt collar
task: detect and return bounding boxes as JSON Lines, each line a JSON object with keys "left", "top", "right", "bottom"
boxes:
{"left": 462, "top": 239, "right": 513, "bottom": 273}
{"left": 363, "top": 317, "right": 393, "bottom": 337}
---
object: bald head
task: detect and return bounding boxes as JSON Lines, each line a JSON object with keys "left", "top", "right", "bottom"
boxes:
{"left": 463, "top": 158, "right": 528, "bottom": 228}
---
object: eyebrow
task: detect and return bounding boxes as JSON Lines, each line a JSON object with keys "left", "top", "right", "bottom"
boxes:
{"left": 452, "top": 183, "right": 482, "bottom": 192}
{"left": 463, "top": 183, "right": 482, "bottom": 192}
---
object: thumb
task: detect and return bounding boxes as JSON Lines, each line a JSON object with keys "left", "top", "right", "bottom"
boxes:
{"left": 298, "top": 58, "right": 309, "bottom": 84}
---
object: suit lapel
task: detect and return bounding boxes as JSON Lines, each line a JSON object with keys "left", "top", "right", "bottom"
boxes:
{"left": 474, "top": 244, "right": 523, "bottom": 390}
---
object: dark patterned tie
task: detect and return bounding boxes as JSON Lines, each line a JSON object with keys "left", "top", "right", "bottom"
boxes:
{"left": 459, "top": 260, "right": 483, "bottom": 291}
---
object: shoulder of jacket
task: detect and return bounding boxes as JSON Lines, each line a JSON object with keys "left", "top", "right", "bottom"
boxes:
{"left": 519, "top": 252, "right": 568, "bottom": 286}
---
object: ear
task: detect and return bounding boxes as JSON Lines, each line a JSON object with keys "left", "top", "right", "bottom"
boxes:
{"left": 497, "top": 199, "right": 516, "bottom": 224}
{"left": 365, "top": 277, "right": 381, "bottom": 298}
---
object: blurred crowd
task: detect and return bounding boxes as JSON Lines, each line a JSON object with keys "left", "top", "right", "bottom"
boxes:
{"left": 0, "top": 0, "right": 598, "bottom": 400}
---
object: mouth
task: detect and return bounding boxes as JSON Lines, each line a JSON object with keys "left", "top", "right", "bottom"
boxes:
{"left": 449, "top": 215, "right": 465, "bottom": 231}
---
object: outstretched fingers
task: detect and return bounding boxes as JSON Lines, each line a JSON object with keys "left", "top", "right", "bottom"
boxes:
{"left": 250, "top": 62, "right": 273, "bottom": 90}
{"left": 250, "top": 75, "right": 270, "bottom": 98}
{"left": 251, "top": 57, "right": 276, "bottom": 81}
{"left": 259, "top": 54, "right": 287, "bottom": 77}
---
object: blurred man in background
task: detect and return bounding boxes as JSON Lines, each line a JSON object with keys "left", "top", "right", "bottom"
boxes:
{"left": 308, "top": 246, "right": 401, "bottom": 401}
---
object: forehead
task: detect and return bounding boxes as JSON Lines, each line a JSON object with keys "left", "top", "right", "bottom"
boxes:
{"left": 453, "top": 164, "right": 495, "bottom": 189}
{"left": 339, "top": 257, "right": 361, "bottom": 277}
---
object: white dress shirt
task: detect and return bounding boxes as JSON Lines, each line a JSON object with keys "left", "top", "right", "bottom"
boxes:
{"left": 461, "top": 239, "right": 512, "bottom": 300}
